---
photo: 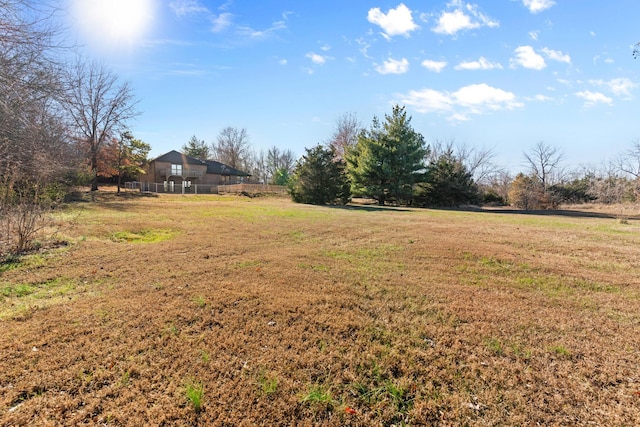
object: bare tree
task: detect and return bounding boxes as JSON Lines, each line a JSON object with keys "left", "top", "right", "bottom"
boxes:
{"left": 212, "top": 126, "right": 251, "bottom": 169}
{"left": 523, "top": 141, "right": 564, "bottom": 189}
{"left": 618, "top": 138, "right": 640, "bottom": 179}
{"left": 247, "top": 149, "right": 268, "bottom": 184}
{"left": 0, "top": 0, "right": 79, "bottom": 257}
{"left": 428, "top": 139, "right": 496, "bottom": 184}
{"left": 266, "top": 146, "right": 296, "bottom": 184}
{"left": 328, "top": 112, "right": 362, "bottom": 161}
{"left": 65, "top": 60, "right": 138, "bottom": 191}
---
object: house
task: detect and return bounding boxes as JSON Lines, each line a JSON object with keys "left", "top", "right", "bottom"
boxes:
{"left": 139, "top": 150, "right": 250, "bottom": 192}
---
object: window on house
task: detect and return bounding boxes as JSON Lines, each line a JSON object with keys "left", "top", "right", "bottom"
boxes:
{"left": 171, "top": 164, "right": 182, "bottom": 175}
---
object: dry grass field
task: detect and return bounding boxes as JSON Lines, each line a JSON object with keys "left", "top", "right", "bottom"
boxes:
{"left": 1, "top": 192, "right": 639, "bottom": 426}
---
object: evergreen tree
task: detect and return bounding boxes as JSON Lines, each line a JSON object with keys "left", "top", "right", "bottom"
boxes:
{"left": 288, "top": 145, "right": 351, "bottom": 205}
{"left": 182, "top": 135, "right": 210, "bottom": 160}
{"left": 347, "top": 105, "right": 427, "bottom": 205}
{"left": 419, "top": 151, "right": 479, "bottom": 207}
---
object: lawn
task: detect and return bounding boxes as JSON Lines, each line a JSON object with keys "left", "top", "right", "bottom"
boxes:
{"left": 1, "top": 193, "right": 639, "bottom": 425}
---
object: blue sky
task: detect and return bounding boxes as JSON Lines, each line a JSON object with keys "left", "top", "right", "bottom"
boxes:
{"left": 66, "top": 0, "right": 640, "bottom": 172}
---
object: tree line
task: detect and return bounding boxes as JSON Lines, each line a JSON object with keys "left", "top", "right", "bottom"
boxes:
{"left": 289, "top": 106, "right": 640, "bottom": 209}
{"left": 181, "top": 129, "right": 296, "bottom": 185}
{"left": 1, "top": 1, "right": 144, "bottom": 257}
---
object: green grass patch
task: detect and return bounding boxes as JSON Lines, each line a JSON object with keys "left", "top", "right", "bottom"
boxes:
{"left": 258, "top": 370, "right": 278, "bottom": 396}
{"left": 185, "top": 378, "right": 205, "bottom": 413}
{"left": 110, "top": 228, "right": 175, "bottom": 243}
{"left": 301, "top": 385, "right": 334, "bottom": 406}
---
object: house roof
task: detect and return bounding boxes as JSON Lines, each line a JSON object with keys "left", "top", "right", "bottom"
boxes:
{"left": 203, "top": 159, "right": 251, "bottom": 177}
{"left": 151, "top": 150, "right": 250, "bottom": 176}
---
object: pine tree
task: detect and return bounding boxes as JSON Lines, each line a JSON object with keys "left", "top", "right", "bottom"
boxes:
{"left": 182, "top": 135, "right": 210, "bottom": 160}
{"left": 347, "top": 105, "right": 427, "bottom": 205}
{"left": 288, "top": 145, "right": 350, "bottom": 205}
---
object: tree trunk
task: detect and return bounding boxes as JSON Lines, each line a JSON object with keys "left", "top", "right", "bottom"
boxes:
{"left": 90, "top": 151, "right": 99, "bottom": 191}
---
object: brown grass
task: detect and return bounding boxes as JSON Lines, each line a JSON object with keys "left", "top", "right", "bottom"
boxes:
{"left": 1, "top": 193, "right": 639, "bottom": 425}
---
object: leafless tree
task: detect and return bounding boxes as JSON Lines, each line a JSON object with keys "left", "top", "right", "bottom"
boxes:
{"left": 212, "top": 126, "right": 251, "bottom": 169}
{"left": 0, "top": 0, "right": 75, "bottom": 256}
{"left": 580, "top": 161, "right": 634, "bottom": 204}
{"left": 523, "top": 141, "right": 564, "bottom": 189}
{"left": 247, "top": 149, "right": 268, "bottom": 184}
{"left": 327, "top": 112, "right": 362, "bottom": 161}
{"left": 618, "top": 138, "right": 640, "bottom": 179}
{"left": 266, "top": 146, "right": 296, "bottom": 183}
{"left": 65, "top": 60, "right": 138, "bottom": 191}
{"left": 428, "top": 139, "right": 497, "bottom": 184}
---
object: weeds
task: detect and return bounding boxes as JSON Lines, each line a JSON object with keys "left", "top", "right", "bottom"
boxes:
{"left": 301, "top": 385, "right": 333, "bottom": 406}
{"left": 121, "top": 371, "right": 130, "bottom": 386}
{"left": 185, "top": 379, "right": 204, "bottom": 413}
{"left": 485, "top": 337, "right": 504, "bottom": 356}
{"left": 109, "top": 228, "right": 174, "bottom": 243}
{"left": 258, "top": 370, "right": 278, "bottom": 396}
{"left": 551, "top": 345, "right": 571, "bottom": 359}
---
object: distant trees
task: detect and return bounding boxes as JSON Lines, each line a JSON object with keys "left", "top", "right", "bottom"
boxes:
{"left": 182, "top": 135, "right": 210, "bottom": 160}
{"left": 508, "top": 173, "right": 544, "bottom": 209}
{"left": 113, "top": 132, "right": 150, "bottom": 194}
{"left": 66, "top": 60, "right": 138, "bottom": 191}
{"left": 328, "top": 112, "right": 362, "bottom": 161}
{"left": 524, "top": 141, "right": 564, "bottom": 190}
{"left": 267, "top": 146, "right": 296, "bottom": 185}
{"left": 347, "top": 105, "right": 427, "bottom": 206}
{"left": 212, "top": 127, "right": 251, "bottom": 169}
{"left": 289, "top": 145, "right": 350, "bottom": 205}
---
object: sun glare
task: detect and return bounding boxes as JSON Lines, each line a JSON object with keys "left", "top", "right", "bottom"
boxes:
{"left": 73, "top": 0, "right": 155, "bottom": 50}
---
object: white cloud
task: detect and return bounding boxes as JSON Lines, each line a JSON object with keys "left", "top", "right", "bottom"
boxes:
{"left": 367, "top": 3, "right": 418, "bottom": 39}
{"left": 608, "top": 78, "right": 636, "bottom": 96}
{"left": 397, "top": 83, "right": 522, "bottom": 121}
{"left": 238, "top": 20, "right": 286, "bottom": 39}
{"left": 376, "top": 57, "right": 409, "bottom": 74}
{"left": 399, "top": 88, "right": 453, "bottom": 113}
{"left": 432, "top": 1, "right": 498, "bottom": 36}
{"left": 421, "top": 59, "right": 448, "bottom": 73}
{"left": 590, "top": 78, "right": 637, "bottom": 97}
{"left": 453, "top": 84, "right": 521, "bottom": 111}
{"left": 455, "top": 56, "right": 502, "bottom": 70}
{"left": 523, "top": 0, "right": 555, "bottom": 13}
{"left": 510, "top": 45, "right": 546, "bottom": 70}
{"left": 278, "top": 59, "right": 287, "bottom": 65}
{"left": 575, "top": 90, "right": 613, "bottom": 107}
{"left": 170, "top": 0, "right": 208, "bottom": 16}
{"left": 306, "top": 52, "right": 326, "bottom": 65}
{"left": 529, "top": 30, "right": 539, "bottom": 40}
{"left": 541, "top": 47, "right": 571, "bottom": 64}
{"left": 211, "top": 13, "right": 232, "bottom": 32}
{"left": 525, "top": 94, "right": 553, "bottom": 101}
{"left": 320, "top": 44, "right": 331, "bottom": 52}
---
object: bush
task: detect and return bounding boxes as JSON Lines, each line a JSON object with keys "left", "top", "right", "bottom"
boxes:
{"left": 288, "top": 145, "right": 351, "bottom": 205}
{"left": 417, "top": 153, "right": 479, "bottom": 207}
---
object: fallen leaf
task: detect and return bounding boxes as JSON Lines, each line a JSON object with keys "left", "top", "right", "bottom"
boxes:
{"left": 345, "top": 407, "right": 356, "bottom": 415}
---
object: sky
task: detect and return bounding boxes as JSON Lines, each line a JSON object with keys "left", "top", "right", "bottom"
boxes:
{"left": 64, "top": 0, "right": 640, "bottom": 173}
